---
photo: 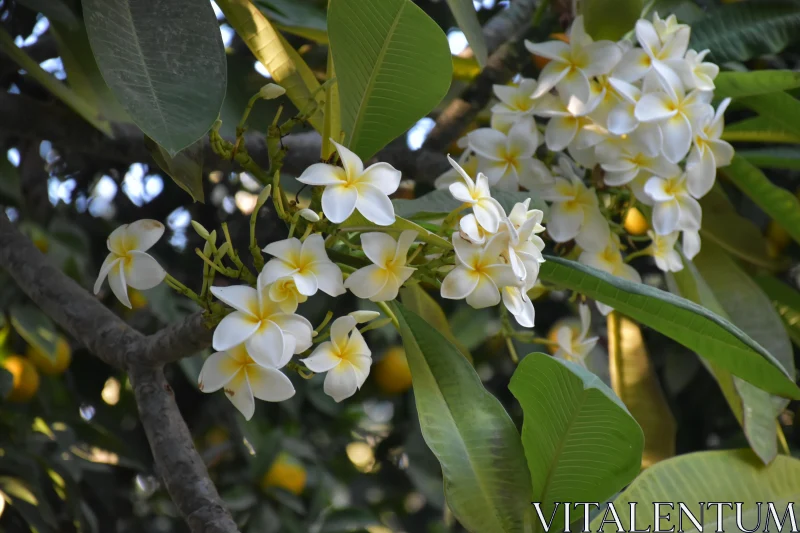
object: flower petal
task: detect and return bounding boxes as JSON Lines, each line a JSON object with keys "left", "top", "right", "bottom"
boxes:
{"left": 547, "top": 202, "right": 583, "bottom": 242}
{"left": 311, "top": 261, "right": 345, "bottom": 297}
{"left": 545, "top": 117, "right": 578, "bottom": 152}
{"left": 349, "top": 354, "right": 372, "bottom": 389}
{"left": 465, "top": 275, "right": 501, "bottom": 308}
{"left": 531, "top": 61, "right": 570, "bottom": 98}
{"left": 524, "top": 39, "right": 570, "bottom": 62}
{"left": 108, "top": 260, "right": 131, "bottom": 308}
{"left": 198, "top": 351, "right": 241, "bottom": 393}
{"left": 263, "top": 237, "right": 302, "bottom": 263}
{"left": 652, "top": 199, "right": 681, "bottom": 235}
{"left": 360, "top": 162, "right": 401, "bottom": 195}
{"left": 361, "top": 232, "right": 397, "bottom": 267}
{"left": 125, "top": 251, "right": 166, "bottom": 290}
{"left": 213, "top": 311, "right": 260, "bottom": 352}
{"left": 582, "top": 42, "right": 622, "bottom": 77}
{"left": 248, "top": 366, "right": 296, "bottom": 402}
{"left": 468, "top": 128, "right": 509, "bottom": 161}
{"left": 302, "top": 342, "right": 341, "bottom": 373}
{"left": 344, "top": 264, "right": 388, "bottom": 300}
{"left": 94, "top": 254, "right": 120, "bottom": 294}
{"left": 394, "top": 230, "right": 417, "bottom": 262}
{"left": 355, "top": 183, "right": 396, "bottom": 226}
{"left": 210, "top": 285, "right": 259, "bottom": 317}
{"left": 297, "top": 162, "right": 347, "bottom": 186}
{"left": 370, "top": 273, "right": 401, "bottom": 301}
{"left": 330, "top": 315, "right": 358, "bottom": 350}
{"left": 225, "top": 371, "right": 255, "bottom": 420}
{"left": 441, "top": 267, "right": 480, "bottom": 300}
{"left": 324, "top": 362, "right": 359, "bottom": 402}
{"left": 333, "top": 140, "right": 364, "bottom": 177}
{"left": 269, "top": 313, "right": 314, "bottom": 353}
{"left": 643, "top": 177, "right": 674, "bottom": 202}
{"left": 635, "top": 93, "right": 676, "bottom": 122}
{"left": 321, "top": 184, "right": 358, "bottom": 223}
{"left": 246, "top": 320, "right": 286, "bottom": 367}
{"left": 126, "top": 219, "right": 165, "bottom": 252}
{"left": 260, "top": 259, "right": 298, "bottom": 289}
{"left": 660, "top": 113, "right": 692, "bottom": 163}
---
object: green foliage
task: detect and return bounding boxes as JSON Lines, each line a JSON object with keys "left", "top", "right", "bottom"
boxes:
{"left": 9, "top": 306, "right": 58, "bottom": 363}
{"left": 145, "top": 136, "right": 205, "bottom": 203}
{"left": 738, "top": 147, "right": 800, "bottom": 170}
{"left": 83, "top": 0, "right": 226, "bottom": 155}
{"left": 714, "top": 70, "right": 800, "bottom": 100}
{"left": 394, "top": 189, "right": 547, "bottom": 221}
{"left": 690, "top": 1, "right": 800, "bottom": 63}
{"left": 722, "top": 155, "right": 800, "bottom": 247}
{"left": 739, "top": 92, "right": 800, "bottom": 143}
{"left": 445, "top": 0, "right": 488, "bottom": 67}
{"left": 328, "top": 0, "right": 452, "bottom": 159}
{"left": 341, "top": 212, "right": 452, "bottom": 249}
{"left": 582, "top": 0, "right": 643, "bottom": 40}
{"left": 539, "top": 255, "right": 800, "bottom": 399}
{"left": 399, "top": 285, "right": 472, "bottom": 362}
{"left": 391, "top": 301, "right": 532, "bottom": 533}
{"left": 723, "top": 116, "right": 800, "bottom": 144}
{"left": 509, "top": 353, "right": 643, "bottom": 526}
{"left": 591, "top": 450, "right": 800, "bottom": 530}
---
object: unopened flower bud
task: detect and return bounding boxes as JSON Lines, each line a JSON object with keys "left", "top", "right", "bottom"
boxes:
{"left": 259, "top": 83, "right": 286, "bottom": 100}
{"left": 256, "top": 184, "right": 272, "bottom": 209}
{"left": 297, "top": 208, "right": 320, "bottom": 222}
{"left": 191, "top": 220, "right": 210, "bottom": 239}
{"left": 349, "top": 310, "right": 380, "bottom": 324}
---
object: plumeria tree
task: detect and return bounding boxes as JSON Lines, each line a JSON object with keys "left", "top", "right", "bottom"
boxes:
{"left": 2, "top": 0, "right": 800, "bottom": 532}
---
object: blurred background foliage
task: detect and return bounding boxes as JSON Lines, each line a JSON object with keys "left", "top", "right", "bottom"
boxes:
{"left": 0, "top": 0, "right": 800, "bottom": 531}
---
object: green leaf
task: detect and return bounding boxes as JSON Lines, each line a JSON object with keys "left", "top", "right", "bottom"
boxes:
{"left": 341, "top": 212, "right": 452, "bottom": 250}
{"left": 0, "top": 368, "right": 13, "bottom": 400}
{"left": 723, "top": 116, "right": 800, "bottom": 144}
{"left": 753, "top": 275, "right": 800, "bottom": 350}
{"left": 321, "top": 49, "right": 342, "bottom": 160}
{"left": 738, "top": 147, "right": 800, "bottom": 170}
{"left": 738, "top": 92, "right": 800, "bottom": 141}
{"left": 583, "top": 0, "right": 643, "bottom": 40}
{"left": 83, "top": 0, "right": 227, "bottom": 155}
{"left": 509, "top": 353, "right": 643, "bottom": 525}
{"left": 399, "top": 284, "right": 472, "bottom": 363}
{"left": 391, "top": 301, "right": 532, "bottom": 533}
{"left": 538, "top": 255, "right": 800, "bottom": 399}
{"left": 253, "top": 0, "right": 328, "bottom": 43}
{"left": 714, "top": 70, "right": 800, "bottom": 100}
{"left": 607, "top": 313, "right": 675, "bottom": 468}
{"left": 0, "top": 155, "right": 21, "bottom": 206}
{"left": 145, "top": 136, "right": 205, "bottom": 202}
{"left": 218, "top": 0, "right": 324, "bottom": 132}
{"left": 0, "top": 477, "right": 37, "bottom": 506}
{"left": 722, "top": 155, "right": 800, "bottom": 246}
{"left": 445, "top": 0, "right": 488, "bottom": 67}
{"left": 698, "top": 184, "right": 785, "bottom": 271}
{"left": 329, "top": 0, "right": 452, "bottom": 159}
{"left": 393, "top": 188, "right": 546, "bottom": 221}
{"left": 591, "top": 450, "right": 800, "bottom": 530}
{"left": 690, "top": 1, "right": 800, "bottom": 64}
{"left": 9, "top": 305, "right": 58, "bottom": 363}
{"left": 16, "top": 0, "right": 80, "bottom": 28}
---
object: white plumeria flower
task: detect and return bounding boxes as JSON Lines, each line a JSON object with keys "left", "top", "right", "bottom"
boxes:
{"left": 503, "top": 202, "right": 547, "bottom": 279}
{"left": 666, "top": 49, "right": 719, "bottom": 91}
{"left": 268, "top": 277, "right": 307, "bottom": 314}
{"left": 652, "top": 13, "right": 688, "bottom": 41}
{"left": 682, "top": 229, "right": 701, "bottom": 260}
{"left": 644, "top": 172, "right": 702, "bottom": 235}
{"left": 554, "top": 304, "right": 599, "bottom": 366}
{"left": 503, "top": 285, "right": 536, "bottom": 328}
{"left": 525, "top": 15, "right": 622, "bottom": 103}
{"left": 302, "top": 316, "right": 371, "bottom": 402}
{"left": 634, "top": 62, "right": 713, "bottom": 163}
{"left": 596, "top": 135, "right": 679, "bottom": 187}
{"left": 447, "top": 155, "right": 505, "bottom": 233}
{"left": 606, "top": 78, "right": 642, "bottom": 136}
{"left": 647, "top": 230, "right": 683, "bottom": 272}
{"left": 686, "top": 97, "right": 734, "bottom": 198}
{"left": 490, "top": 79, "right": 541, "bottom": 133}
{"left": 297, "top": 208, "right": 320, "bottom": 222}
{"left": 210, "top": 284, "right": 313, "bottom": 365}
{"left": 578, "top": 234, "right": 642, "bottom": 284}
{"left": 349, "top": 310, "right": 381, "bottom": 323}
{"left": 434, "top": 151, "right": 478, "bottom": 190}
{"left": 508, "top": 199, "right": 546, "bottom": 254}
{"left": 467, "top": 122, "right": 549, "bottom": 190}
{"left": 94, "top": 219, "right": 166, "bottom": 308}
{"left": 441, "top": 233, "right": 518, "bottom": 309}
{"left": 297, "top": 140, "right": 401, "bottom": 225}
{"left": 198, "top": 343, "right": 295, "bottom": 420}
{"left": 459, "top": 213, "right": 491, "bottom": 245}
{"left": 535, "top": 91, "right": 605, "bottom": 152}
{"left": 540, "top": 161, "right": 610, "bottom": 246}
{"left": 261, "top": 235, "right": 345, "bottom": 297}
{"left": 344, "top": 231, "right": 417, "bottom": 302}
{"left": 614, "top": 15, "right": 690, "bottom": 83}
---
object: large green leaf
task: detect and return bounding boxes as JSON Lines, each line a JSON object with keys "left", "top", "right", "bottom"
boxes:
{"left": 754, "top": 275, "right": 800, "bottom": 350}
{"left": 722, "top": 155, "right": 800, "bottom": 247}
{"left": 714, "top": 70, "right": 800, "bottom": 100}
{"left": 83, "top": 0, "right": 226, "bottom": 155}
{"left": 253, "top": 0, "right": 328, "bottom": 43}
{"left": 144, "top": 136, "right": 205, "bottom": 202}
{"left": 738, "top": 92, "right": 800, "bottom": 141}
{"left": 699, "top": 184, "right": 785, "bottom": 271}
{"left": 399, "top": 285, "right": 471, "bottom": 363}
{"left": 391, "top": 301, "right": 532, "bottom": 533}
{"left": 509, "top": 353, "right": 643, "bottom": 526}
{"left": 445, "top": 0, "right": 488, "bottom": 67}
{"left": 739, "top": 147, "right": 800, "bottom": 170}
{"left": 583, "top": 0, "right": 642, "bottom": 40}
{"left": 690, "top": 1, "right": 800, "bottom": 64}
{"left": 328, "top": 0, "right": 452, "bottom": 159}
{"left": 723, "top": 116, "right": 800, "bottom": 144}
{"left": 591, "top": 450, "right": 800, "bottom": 531}
{"left": 538, "top": 255, "right": 800, "bottom": 399}
{"left": 9, "top": 305, "right": 58, "bottom": 363}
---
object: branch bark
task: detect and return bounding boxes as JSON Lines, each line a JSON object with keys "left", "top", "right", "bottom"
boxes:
{"left": 0, "top": 214, "right": 238, "bottom": 533}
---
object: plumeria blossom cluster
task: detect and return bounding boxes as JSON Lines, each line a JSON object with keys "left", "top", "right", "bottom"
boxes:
{"left": 436, "top": 12, "right": 734, "bottom": 315}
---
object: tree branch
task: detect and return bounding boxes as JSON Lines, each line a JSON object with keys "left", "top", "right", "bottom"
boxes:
{"left": 0, "top": 214, "right": 239, "bottom": 533}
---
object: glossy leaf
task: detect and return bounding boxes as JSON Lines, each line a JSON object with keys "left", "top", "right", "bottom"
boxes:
{"left": 722, "top": 155, "right": 800, "bottom": 246}
{"left": 83, "top": 0, "right": 226, "bottom": 155}
{"left": 583, "top": 0, "right": 643, "bottom": 40}
{"left": 509, "top": 353, "right": 643, "bottom": 523}
{"left": 754, "top": 275, "right": 800, "bottom": 350}
{"left": 253, "top": 0, "right": 328, "bottom": 43}
{"left": 538, "top": 255, "right": 800, "bottom": 399}
{"left": 218, "top": 0, "right": 323, "bottom": 132}
{"left": 607, "top": 313, "right": 675, "bottom": 468}
{"left": 714, "top": 70, "right": 800, "bottom": 100}
{"left": 391, "top": 301, "right": 532, "bottom": 533}
{"left": 399, "top": 284, "right": 472, "bottom": 363}
{"left": 145, "top": 136, "right": 205, "bottom": 203}
{"left": 591, "top": 450, "right": 800, "bottom": 530}
{"left": 690, "top": 1, "right": 800, "bottom": 64}
{"left": 445, "top": 0, "right": 488, "bottom": 67}
{"left": 329, "top": 0, "right": 452, "bottom": 159}
{"left": 738, "top": 92, "right": 800, "bottom": 141}
{"left": 321, "top": 49, "right": 342, "bottom": 160}
{"left": 9, "top": 305, "right": 58, "bottom": 363}
{"left": 739, "top": 147, "right": 800, "bottom": 170}
{"left": 723, "top": 116, "right": 800, "bottom": 144}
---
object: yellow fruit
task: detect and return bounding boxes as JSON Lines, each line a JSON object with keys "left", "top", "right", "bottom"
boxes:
{"left": 373, "top": 346, "right": 413, "bottom": 395}
{"left": 533, "top": 33, "right": 569, "bottom": 70}
{"left": 128, "top": 289, "right": 148, "bottom": 310}
{"left": 33, "top": 236, "right": 49, "bottom": 253}
{"left": 260, "top": 454, "right": 307, "bottom": 496}
{"left": 26, "top": 336, "right": 71, "bottom": 375}
{"left": 546, "top": 318, "right": 582, "bottom": 355}
{"left": 3, "top": 355, "right": 40, "bottom": 402}
{"left": 623, "top": 207, "right": 649, "bottom": 236}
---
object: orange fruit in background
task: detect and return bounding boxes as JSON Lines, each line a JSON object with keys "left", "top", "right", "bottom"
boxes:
{"left": 623, "top": 207, "right": 649, "bottom": 236}
{"left": 26, "top": 336, "right": 71, "bottom": 375}
{"left": 3, "top": 355, "right": 40, "bottom": 402}
{"left": 532, "top": 33, "right": 569, "bottom": 71}
{"left": 373, "top": 346, "right": 413, "bottom": 395}
{"left": 260, "top": 453, "right": 307, "bottom": 496}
